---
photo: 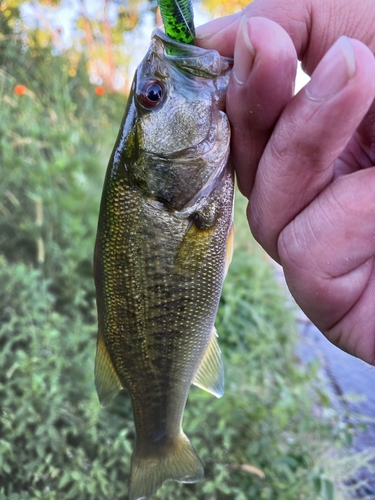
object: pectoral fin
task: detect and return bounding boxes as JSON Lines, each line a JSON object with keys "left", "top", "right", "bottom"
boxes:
{"left": 94, "top": 331, "right": 123, "bottom": 407}
{"left": 224, "top": 222, "right": 234, "bottom": 278}
{"left": 192, "top": 327, "right": 224, "bottom": 398}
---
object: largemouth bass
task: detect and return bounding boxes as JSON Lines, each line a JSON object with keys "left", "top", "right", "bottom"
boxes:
{"left": 94, "top": 29, "right": 234, "bottom": 500}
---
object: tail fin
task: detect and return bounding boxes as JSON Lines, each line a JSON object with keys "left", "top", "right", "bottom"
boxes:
{"left": 128, "top": 433, "right": 204, "bottom": 500}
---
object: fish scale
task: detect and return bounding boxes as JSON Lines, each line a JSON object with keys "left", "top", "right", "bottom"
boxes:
{"left": 94, "top": 30, "right": 233, "bottom": 500}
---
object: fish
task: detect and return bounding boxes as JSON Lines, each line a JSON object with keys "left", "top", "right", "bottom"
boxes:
{"left": 93, "top": 29, "right": 234, "bottom": 500}
{"left": 157, "top": 0, "right": 195, "bottom": 44}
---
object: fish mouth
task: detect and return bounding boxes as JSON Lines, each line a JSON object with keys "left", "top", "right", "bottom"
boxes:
{"left": 158, "top": 29, "right": 232, "bottom": 116}
{"left": 154, "top": 29, "right": 233, "bottom": 80}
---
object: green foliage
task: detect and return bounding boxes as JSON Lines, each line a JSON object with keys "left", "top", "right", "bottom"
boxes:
{"left": 0, "top": 24, "right": 132, "bottom": 499}
{"left": 1, "top": 11, "right": 375, "bottom": 500}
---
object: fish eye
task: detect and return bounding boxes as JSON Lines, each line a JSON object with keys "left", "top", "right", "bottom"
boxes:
{"left": 138, "top": 80, "right": 165, "bottom": 109}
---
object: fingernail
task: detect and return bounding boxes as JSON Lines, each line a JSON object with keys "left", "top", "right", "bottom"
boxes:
{"left": 232, "top": 17, "right": 256, "bottom": 85}
{"left": 305, "top": 36, "right": 356, "bottom": 101}
{"left": 196, "top": 12, "right": 240, "bottom": 41}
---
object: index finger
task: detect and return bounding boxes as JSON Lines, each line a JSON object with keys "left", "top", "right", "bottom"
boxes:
{"left": 197, "top": 16, "right": 297, "bottom": 197}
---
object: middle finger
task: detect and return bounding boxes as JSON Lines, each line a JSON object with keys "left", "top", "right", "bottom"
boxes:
{"left": 248, "top": 37, "right": 375, "bottom": 261}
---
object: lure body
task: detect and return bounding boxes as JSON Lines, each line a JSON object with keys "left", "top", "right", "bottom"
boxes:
{"left": 158, "top": 0, "right": 195, "bottom": 44}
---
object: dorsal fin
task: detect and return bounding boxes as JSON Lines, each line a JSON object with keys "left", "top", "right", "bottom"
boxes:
{"left": 94, "top": 331, "right": 123, "bottom": 407}
{"left": 192, "top": 327, "right": 224, "bottom": 398}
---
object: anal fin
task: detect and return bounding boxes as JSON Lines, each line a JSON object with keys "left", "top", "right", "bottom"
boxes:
{"left": 192, "top": 327, "right": 224, "bottom": 398}
{"left": 94, "top": 331, "right": 123, "bottom": 407}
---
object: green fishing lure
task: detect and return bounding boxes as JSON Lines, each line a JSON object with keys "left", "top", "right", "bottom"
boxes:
{"left": 158, "top": 0, "right": 195, "bottom": 44}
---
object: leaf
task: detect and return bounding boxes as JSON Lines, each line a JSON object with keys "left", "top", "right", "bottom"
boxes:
{"left": 320, "top": 478, "right": 334, "bottom": 500}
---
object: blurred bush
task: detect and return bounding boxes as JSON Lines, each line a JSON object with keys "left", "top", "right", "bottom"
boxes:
{"left": 0, "top": 5, "right": 372, "bottom": 500}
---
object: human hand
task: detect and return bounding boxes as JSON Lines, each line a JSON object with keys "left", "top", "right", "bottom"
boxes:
{"left": 196, "top": 0, "right": 375, "bottom": 363}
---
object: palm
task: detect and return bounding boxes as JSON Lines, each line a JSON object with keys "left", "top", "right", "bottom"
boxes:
{"left": 279, "top": 145, "right": 375, "bottom": 363}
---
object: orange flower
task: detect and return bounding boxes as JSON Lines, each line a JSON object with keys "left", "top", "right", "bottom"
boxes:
{"left": 14, "top": 84, "right": 27, "bottom": 96}
{"left": 95, "top": 86, "right": 105, "bottom": 96}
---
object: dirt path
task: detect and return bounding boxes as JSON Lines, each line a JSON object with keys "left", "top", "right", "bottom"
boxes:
{"left": 298, "top": 310, "right": 375, "bottom": 497}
